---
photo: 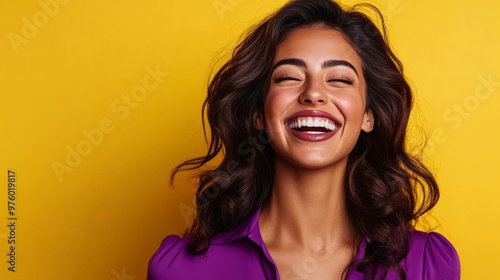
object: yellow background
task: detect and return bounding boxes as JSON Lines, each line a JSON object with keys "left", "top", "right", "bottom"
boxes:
{"left": 1, "top": 0, "right": 499, "bottom": 279}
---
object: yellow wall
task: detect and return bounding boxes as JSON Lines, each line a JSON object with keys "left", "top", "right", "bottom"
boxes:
{"left": 1, "top": 0, "right": 498, "bottom": 279}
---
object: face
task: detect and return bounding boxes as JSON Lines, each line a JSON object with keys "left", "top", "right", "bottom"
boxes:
{"left": 256, "top": 26, "right": 374, "bottom": 170}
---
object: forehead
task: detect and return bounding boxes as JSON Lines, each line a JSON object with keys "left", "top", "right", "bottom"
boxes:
{"left": 274, "top": 27, "right": 362, "bottom": 69}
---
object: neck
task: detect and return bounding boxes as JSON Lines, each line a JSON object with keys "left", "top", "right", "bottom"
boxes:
{"left": 259, "top": 156, "right": 357, "bottom": 251}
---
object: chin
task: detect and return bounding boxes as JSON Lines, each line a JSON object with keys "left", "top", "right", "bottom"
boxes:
{"left": 277, "top": 154, "right": 350, "bottom": 171}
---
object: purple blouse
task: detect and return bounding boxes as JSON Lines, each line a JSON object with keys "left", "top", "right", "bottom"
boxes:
{"left": 148, "top": 208, "right": 460, "bottom": 279}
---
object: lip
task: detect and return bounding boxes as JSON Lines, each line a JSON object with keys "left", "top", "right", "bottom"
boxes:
{"left": 286, "top": 110, "right": 339, "bottom": 123}
{"left": 285, "top": 110, "right": 341, "bottom": 142}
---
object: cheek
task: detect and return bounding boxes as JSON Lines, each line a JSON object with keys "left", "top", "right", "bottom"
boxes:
{"left": 264, "top": 89, "right": 297, "bottom": 120}
{"left": 336, "top": 92, "right": 366, "bottom": 122}
{"left": 263, "top": 90, "right": 296, "bottom": 144}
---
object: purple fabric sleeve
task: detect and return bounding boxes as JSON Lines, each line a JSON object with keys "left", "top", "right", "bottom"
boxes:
{"left": 148, "top": 235, "right": 185, "bottom": 280}
{"left": 422, "top": 232, "right": 460, "bottom": 280}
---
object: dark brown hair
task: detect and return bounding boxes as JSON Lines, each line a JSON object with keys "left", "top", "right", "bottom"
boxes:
{"left": 172, "top": 0, "right": 439, "bottom": 278}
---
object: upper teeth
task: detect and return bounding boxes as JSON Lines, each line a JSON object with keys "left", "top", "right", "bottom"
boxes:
{"left": 288, "top": 117, "right": 337, "bottom": 131}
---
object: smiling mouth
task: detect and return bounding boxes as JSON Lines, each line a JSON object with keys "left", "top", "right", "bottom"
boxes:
{"left": 287, "top": 117, "right": 338, "bottom": 134}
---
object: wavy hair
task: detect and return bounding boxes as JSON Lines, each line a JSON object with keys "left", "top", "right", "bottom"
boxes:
{"left": 172, "top": 0, "right": 439, "bottom": 278}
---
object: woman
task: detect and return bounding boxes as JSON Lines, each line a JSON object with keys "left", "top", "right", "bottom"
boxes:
{"left": 148, "top": 0, "right": 460, "bottom": 279}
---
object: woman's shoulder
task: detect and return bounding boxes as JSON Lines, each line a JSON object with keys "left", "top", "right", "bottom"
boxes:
{"left": 147, "top": 209, "right": 274, "bottom": 279}
{"left": 147, "top": 235, "right": 190, "bottom": 280}
{"left": 147, "top": 232, "right": 273, "bottom": 280}
{"left": 405, "top": 230, "right": 460, "bottom": 279}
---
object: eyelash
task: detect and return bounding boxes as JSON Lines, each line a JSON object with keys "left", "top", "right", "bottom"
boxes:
{"left": 273, "top": 76, "right": 301, "bottom": 83}
{"left": 327, "top": 77, "right": 355, "bottom": 85}
{"left": 273, "top": 75, "right": 355, "bottom": 85}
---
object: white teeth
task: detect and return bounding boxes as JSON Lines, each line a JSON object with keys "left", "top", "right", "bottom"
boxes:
{"left": 287, "top": 117, "right": 337, "bottom": 131}
{"left": 307, "top": 119, "right": 313, "bottom": 127}
{"left": 304, "top": 131, "right": 322, "bottom": 134}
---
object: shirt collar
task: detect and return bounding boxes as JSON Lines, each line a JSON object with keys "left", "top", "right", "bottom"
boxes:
{"left": 210, "top": 207, "right": 370, "bottom": 259}
{"left": 209, "top": 207, "right": 371, "bottom": 279}
{"left": 210, "top": 207, "right": 263, "bottom": 245}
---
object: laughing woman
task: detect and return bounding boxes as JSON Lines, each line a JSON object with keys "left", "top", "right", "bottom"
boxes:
{"left": 148, "top": 0, "right": 460, "bottom": 279}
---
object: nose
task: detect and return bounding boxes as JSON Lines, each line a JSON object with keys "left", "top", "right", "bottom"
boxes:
{"left": 299, "top": 79, "right": 328, "bottom": 106}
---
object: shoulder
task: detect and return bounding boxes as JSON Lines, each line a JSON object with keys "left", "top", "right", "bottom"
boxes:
{"left": 405, "top": 230, "right": 460, "bottom": 280}
{"left": 147, "top": 233, "right": 271, "bottom": 280}
{"left": 147, "top": 235, "right": 189, "bottom": 280}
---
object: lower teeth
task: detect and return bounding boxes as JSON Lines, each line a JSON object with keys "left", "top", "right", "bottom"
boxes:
{"left": 304, "top": 131, "right": 325, "bottom": 134}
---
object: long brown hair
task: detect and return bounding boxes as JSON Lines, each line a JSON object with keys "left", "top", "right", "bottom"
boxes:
{"left": 172, "top": 0, "right": 439, "bottom": 278}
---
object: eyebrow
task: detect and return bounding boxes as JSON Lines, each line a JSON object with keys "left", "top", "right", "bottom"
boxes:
{"left": 322, "top": 59, "right": 358, "bottom": 76}
{"left": 272, "top": 58, "right": 359, "bottom": 76}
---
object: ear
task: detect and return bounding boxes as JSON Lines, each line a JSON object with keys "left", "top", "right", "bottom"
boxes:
{"left": 253, "top": 112, "right": 265, "bottom": 130}
{"left": 361, "top": 110, "right": 374, "bottom": 133}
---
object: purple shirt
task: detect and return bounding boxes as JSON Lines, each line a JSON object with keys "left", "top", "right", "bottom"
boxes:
{"left": 148, "top": 208, "right": 460, "bottom": 279}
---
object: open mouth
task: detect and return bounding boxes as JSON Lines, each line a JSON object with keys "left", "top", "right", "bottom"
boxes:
{"left": 287, "top": 117, "right": 338, "bottom": 134}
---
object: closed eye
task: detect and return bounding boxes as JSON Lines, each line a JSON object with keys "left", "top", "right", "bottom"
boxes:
{"left": 327, "top": 77, "right": 355, "bottom": 85}
{"left": 274, "top": 76, "right": 302, "bottom": 83}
